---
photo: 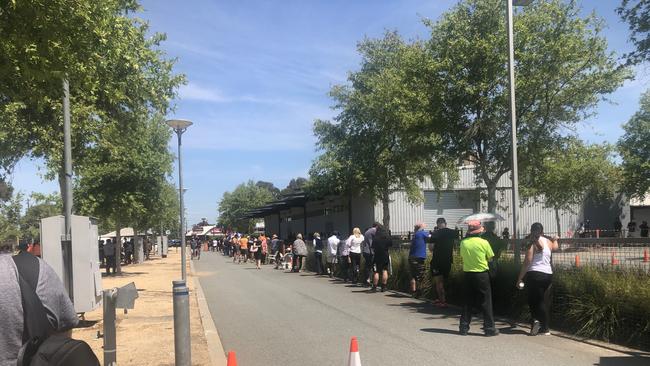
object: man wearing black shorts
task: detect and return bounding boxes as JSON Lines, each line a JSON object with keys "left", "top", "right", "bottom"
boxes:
{"left": 430, "top": 217, "right": 458, "bottom": 307}
{"left": 409, "top": 222, "right": 430, "bottom": 298}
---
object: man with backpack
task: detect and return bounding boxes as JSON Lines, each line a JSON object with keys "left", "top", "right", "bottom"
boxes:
{"left": 0, "top": 243, "right": 99, "bottom": 365}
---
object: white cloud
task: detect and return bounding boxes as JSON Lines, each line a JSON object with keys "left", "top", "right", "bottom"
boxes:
{"left": 178, "top": 83, "right": 228, "bottom": 103}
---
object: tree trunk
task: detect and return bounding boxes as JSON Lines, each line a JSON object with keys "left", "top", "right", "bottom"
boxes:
{"left": 555, "top": 207, "right": 562, "bottom": 238}
{"left": 486, "top": 182, "right": 498, "bottom": 213}
{"left": 347, "top": 192, "right": 353, "bottom": 235}
{"left": 115, "top": 222, "right": 122, "bottom": 274}
{"left": 381, "top": 189, "right": 390, "bottom": 230}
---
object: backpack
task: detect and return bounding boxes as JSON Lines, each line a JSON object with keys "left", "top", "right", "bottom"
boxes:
{"left": 13, "top": 253, "right": 100, "bottom": 366}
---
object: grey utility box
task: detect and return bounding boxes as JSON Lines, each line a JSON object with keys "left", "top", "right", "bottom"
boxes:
{"left": 40, "top": 215, "right": 103, "bottom": 313}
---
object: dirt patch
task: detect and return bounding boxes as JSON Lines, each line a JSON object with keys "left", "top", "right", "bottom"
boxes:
{"left": 72, "top": 251, "right": 212, "bottom": 365}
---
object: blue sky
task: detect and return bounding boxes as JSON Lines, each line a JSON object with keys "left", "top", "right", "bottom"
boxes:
{"left": 9, "top": 0, "right": 649, "bottom": 226}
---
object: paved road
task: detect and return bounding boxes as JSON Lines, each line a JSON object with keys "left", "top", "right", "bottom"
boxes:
{"left": 194, "top": 252, "right": 648, "bottom": 366}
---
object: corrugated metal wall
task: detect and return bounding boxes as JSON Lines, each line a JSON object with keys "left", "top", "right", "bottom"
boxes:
{"left": 373, "top": 191, "right": 424, "bottom": 234}
{"left": 420, "top": 166, "right": 511, "bottom": 190}
{"left": 479, "top": 189, "right": 583, "bottom": 237}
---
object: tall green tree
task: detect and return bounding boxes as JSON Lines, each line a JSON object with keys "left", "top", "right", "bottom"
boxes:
{"left": 419, "top": 0, "right": 629, "bottom": 212}
{"left": 311, "top": 32, "right": 452, "bottom": 229}
{"left": 217, "top": 181, "right": 275, "bottom": 232}
{"left": 0, "top": 191, "right": 23, "bottom": 247}
{"left": 618, "top": 0, "right": 650, "bottom": 64}
{"left": 75, "top": 115, "right": 173, "bottom": 272}
{"left": 618, "top": 90, "right": 650, "bottom": 199}
{"left": 520, "top": 139, "right": 620, "bottom": 235}
{"left": 0, "top": 0, "right": 183, "bottom": 197}
{"left": 20, "top": 192, "right": 62, "bottom": 242}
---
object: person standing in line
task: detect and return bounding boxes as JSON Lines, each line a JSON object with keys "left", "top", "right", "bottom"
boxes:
{"left": 239, "top": 235, "right": 249, "bottom": 264}
{"left": 516, "top": 223, "right": 559, "bottom": 336}
{"left": 614, "top": 218, "right": 623, "bottom": 237}
{"left": 104, "top": 238, "right": 116, "bottom": 275}
{"left": 409, "top": 222, "right": 430, "bottom": 298}
{"left": 260, "top": 234, "right": 268, "bottom": 265}
{"left": 627, "top": 220, "right": 637, "bottom": 237}
{"left": 327, "top": 231, "right": 341, "bottom": 278}
{"left": 251, "top": 236, "right": 263, "bottom": 269}
{"left": 430, "top": 218, "right": 457, "bottom": 307}
{"left": 640, "top": 221, "right": 649, "bottom": 238}
{"left": 292, "top": 234, "right": 308, "bottom": 272}
{"left": 337, "top": 232, "right": 351, "bottom": 282}
{"left": 347, "top": 228, "right": 364, "bottom": 284}
{"left": 371, "top": 225, "right": 393, "bottom": 292}
{"left": 363, "top": 223, "right": 379, "bottom": 286}
{"left": 459, "top": 220, "right": 498, "bottom": 336}
{"left": 270, "top": 234, "right": 281, "bottom": 269}
{"left": 232, "top": 235, "right": 241, "bottom": 263}
{"left": 313, "top": 232, "right": 325, "bottom": 275}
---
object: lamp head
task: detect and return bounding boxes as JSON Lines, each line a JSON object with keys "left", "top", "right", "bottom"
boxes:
{"left": 165, "top": 119, "right": 193, "bottom": 130}
{"left": 513, "top": 0, "right": 533, "bottom": 5}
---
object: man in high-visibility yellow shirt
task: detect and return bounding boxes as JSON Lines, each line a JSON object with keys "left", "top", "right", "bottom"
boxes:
{"left": 459, "top": 220, "right": 498, "bottom": 336}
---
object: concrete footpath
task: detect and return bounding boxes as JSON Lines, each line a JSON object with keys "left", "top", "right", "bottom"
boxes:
{"left": 72, "top": 250, "right": 219, "bottom": 365}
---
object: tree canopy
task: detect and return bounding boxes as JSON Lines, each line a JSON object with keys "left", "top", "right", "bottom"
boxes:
{"left": 418, "top": 0, "right": 628, "bottom": 212}
{"left": 74, "top": 114, "right": 175, "bottom": 234}
{"left": 520, "top": 138, "right": 620, "bottom": 234}
{"left": 618, "top": 0, "right": 650, "bottom": 64}
{"left": 619, "top": 90, "right": 650, "bottom": 199}
{"left": 310, "top": 32, "right": 453, "bottom": 228}
{"left": 217, "top": 181, "right": 276, "bottom": 232}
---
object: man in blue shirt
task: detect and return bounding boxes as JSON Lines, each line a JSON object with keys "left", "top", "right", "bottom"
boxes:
{"left": 409, "top": 222, "right": 431, "bottom": 298}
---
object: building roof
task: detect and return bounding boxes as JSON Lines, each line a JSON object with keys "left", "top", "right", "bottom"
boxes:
{"left": 100, "top": 227, "right": 136, "bottom": 239}
{"left": 241, "top": 192, "right": 308, "bottom": 219}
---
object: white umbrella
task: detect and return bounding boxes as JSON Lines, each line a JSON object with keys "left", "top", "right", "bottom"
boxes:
{"left": 457, "top": 212, "right": 506, "bottom": 224}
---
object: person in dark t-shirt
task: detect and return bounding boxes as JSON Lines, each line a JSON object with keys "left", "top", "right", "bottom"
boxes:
{"left": 430, "top": 217, "right": 457, "bottom": 307}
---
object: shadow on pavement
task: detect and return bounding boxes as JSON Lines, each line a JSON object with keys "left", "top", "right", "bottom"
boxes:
{"left": 596, "top": 356, "right": 650, "bottom": 366}
{"left": 420, "top": 328, "right": 478, "bottom": 336}
{"left": 101, "top": 271, "right": 147, "bottom": 278}
{"left": 497, "top": 326, "right": 529, "bottom": 336}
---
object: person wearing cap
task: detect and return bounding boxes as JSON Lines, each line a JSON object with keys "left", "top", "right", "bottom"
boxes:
{"left": 430, "top": 217, "right": 457, "bottom": 307}
{"left": 459, "top": 220, "right": 498, "bottom": 336}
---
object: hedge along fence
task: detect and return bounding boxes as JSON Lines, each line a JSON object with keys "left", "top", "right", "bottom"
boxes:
{"left": 303, "top": 245, "right": 650, "bottom": 351}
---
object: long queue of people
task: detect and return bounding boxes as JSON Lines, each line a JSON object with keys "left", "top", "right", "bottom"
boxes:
{"left": 214, "top": 217, "right": 559, "bottom": 338}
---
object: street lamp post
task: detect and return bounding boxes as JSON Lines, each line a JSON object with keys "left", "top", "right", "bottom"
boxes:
{"left": 166, "top": 118, "right": 192, "bottom": 366}
{"left": 507, "top": 0, "right": 533, "bottom": 263}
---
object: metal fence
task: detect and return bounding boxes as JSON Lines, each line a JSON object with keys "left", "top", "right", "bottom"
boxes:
{"left": 390, "top": 235, "right": 650, "bottom": 273}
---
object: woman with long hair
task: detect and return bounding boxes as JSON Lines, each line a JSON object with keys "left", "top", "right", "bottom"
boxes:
{"left": 346, "top": 228, "right": 364, "bottom": 284}
{"left": 516, "top": 222, "right": 559, "bottom": 336}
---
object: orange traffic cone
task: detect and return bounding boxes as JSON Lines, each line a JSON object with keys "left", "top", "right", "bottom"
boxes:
{"left": 644, "top": 249, "right": 649, "bottom": 263}
{"left": 611, "top": 252, "right": 619, "bottom": 265}
{"left": 227, "top": 351, "right": 237, "bottom": 366}
{"left": 574, "top": 255, "right": 580, "bottom": 267}
{"left": 348, "top": 337, "right": 361, "bottom": 366}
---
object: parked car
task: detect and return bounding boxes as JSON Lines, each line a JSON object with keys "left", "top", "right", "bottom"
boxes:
{"left": 169, "top": 239, "right": 181, "bottom": 247}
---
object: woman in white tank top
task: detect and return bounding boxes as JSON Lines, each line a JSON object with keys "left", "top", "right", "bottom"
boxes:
{"left": 516, "top": 223, "right": 559, "bottom": 336}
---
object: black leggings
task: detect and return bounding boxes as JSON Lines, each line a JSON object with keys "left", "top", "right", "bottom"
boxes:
{"left": 525, "top": 271, "right": 553, "bottom": 329}
{"left": 349, "top": 253, "right": 361, "bottom": 282}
